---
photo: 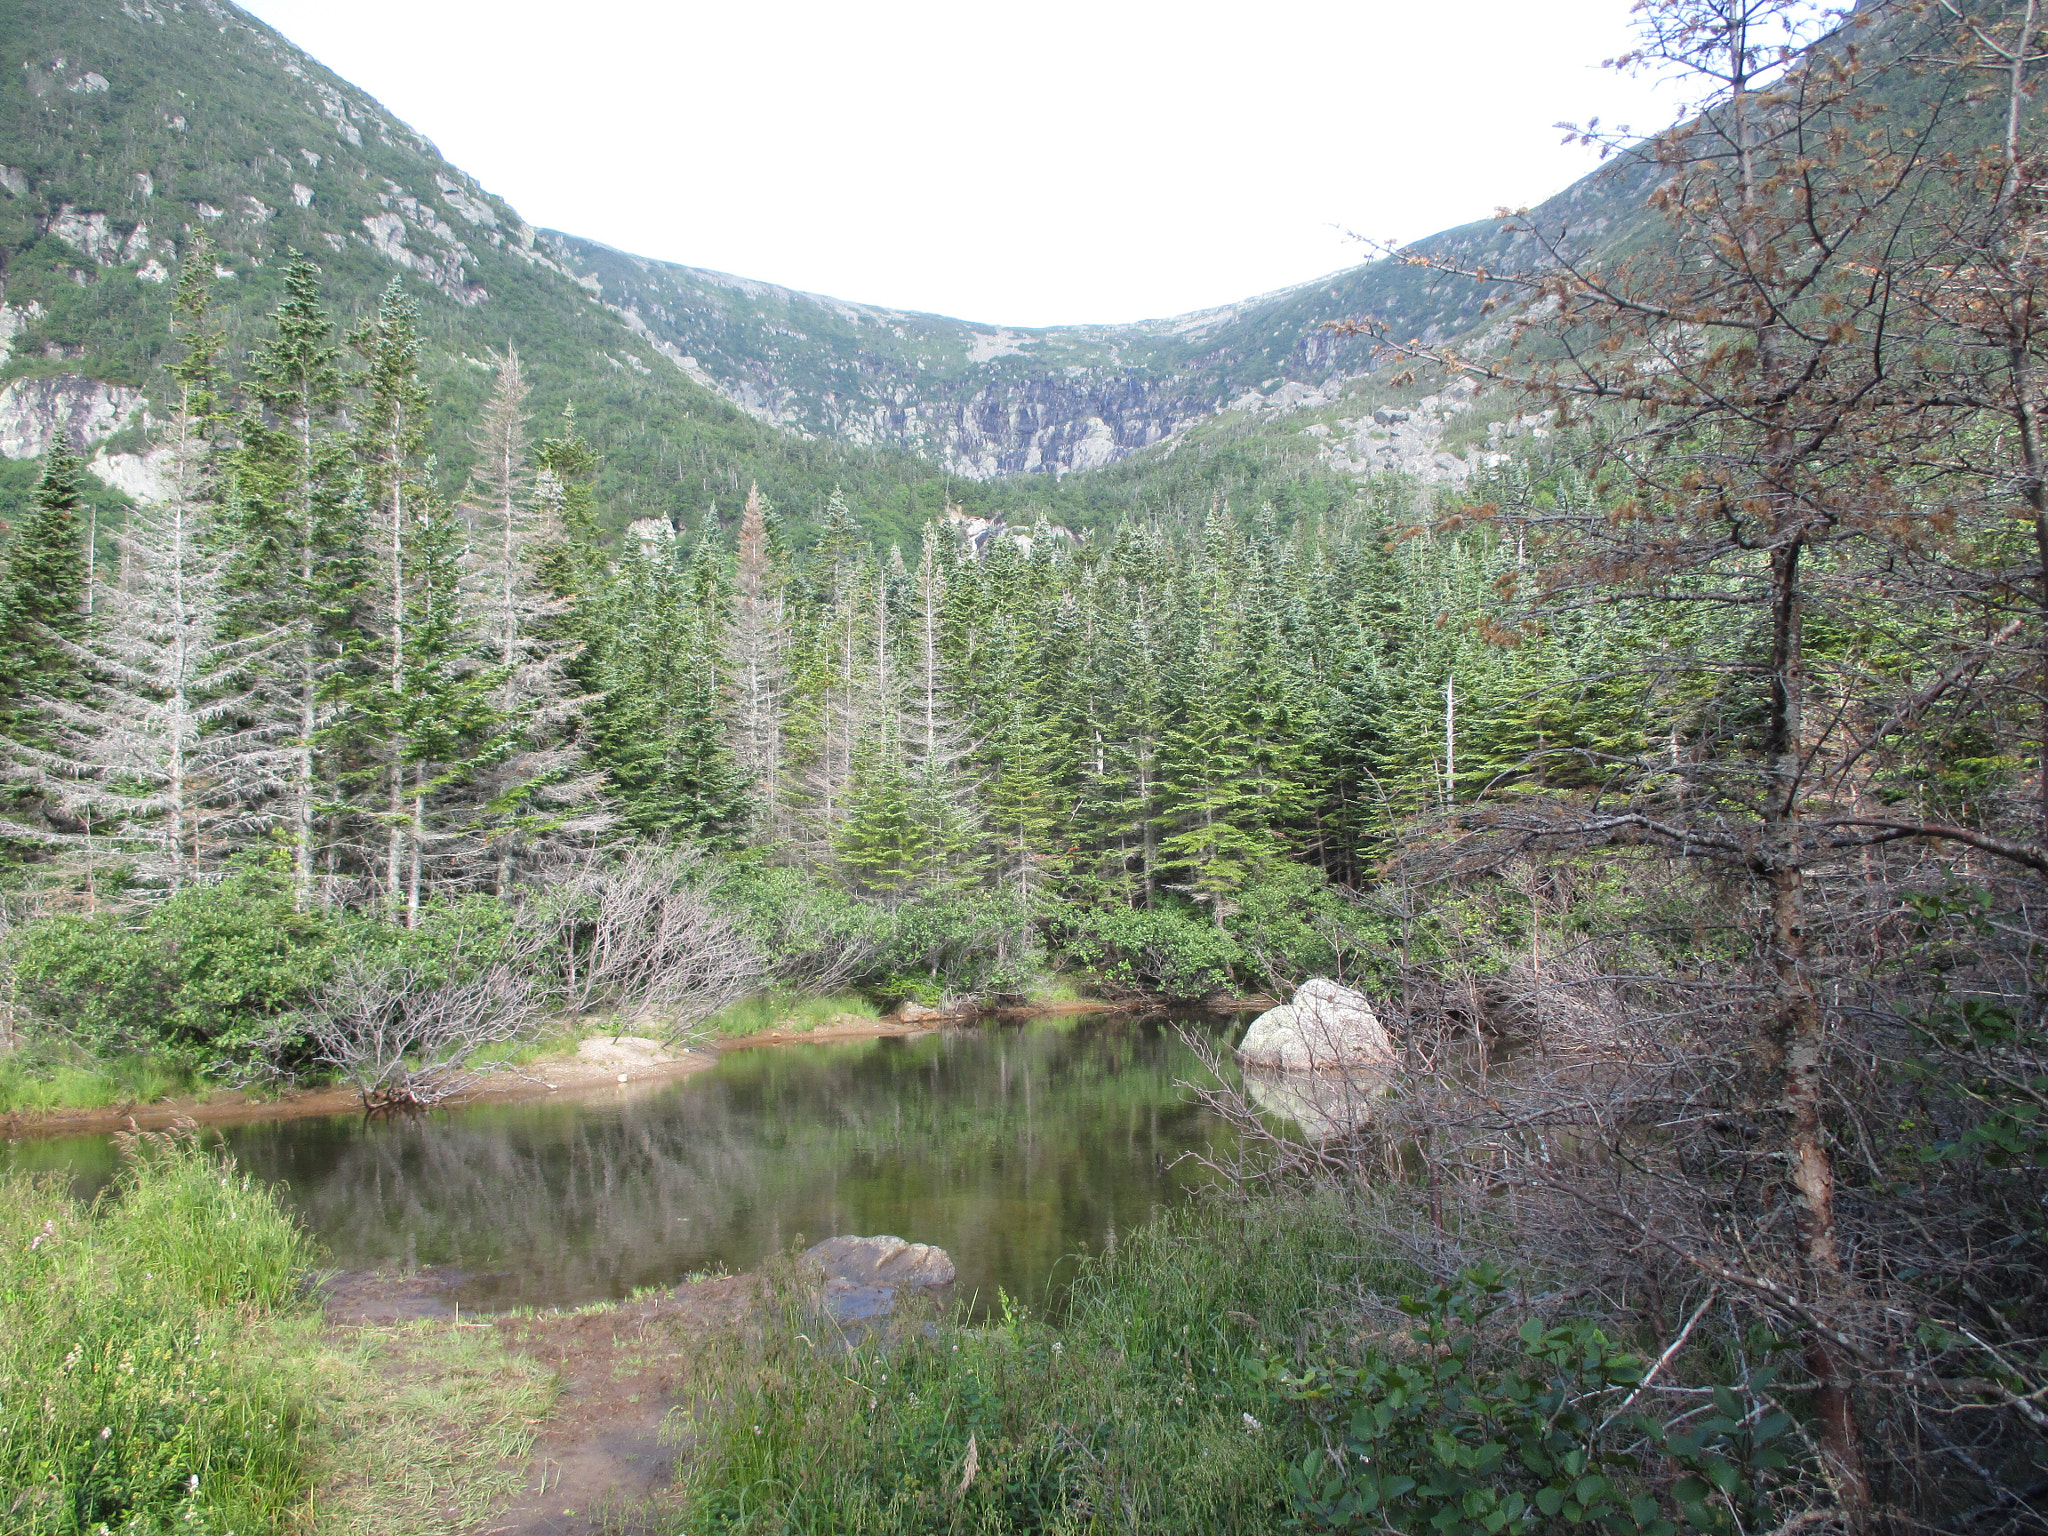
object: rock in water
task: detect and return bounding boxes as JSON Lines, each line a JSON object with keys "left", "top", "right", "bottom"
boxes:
{"left": 1236, "top": 978, "right": 1394, "bottom": 1071}
{"left": 804, "top": 1235, "right": 956, "bottom": 1323}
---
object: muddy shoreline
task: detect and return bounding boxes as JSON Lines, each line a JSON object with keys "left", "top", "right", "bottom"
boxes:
{"left": 0, "top": 995, "right": 1246, "bottom": 1141}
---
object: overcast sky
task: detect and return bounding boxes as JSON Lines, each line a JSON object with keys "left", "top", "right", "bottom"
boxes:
{"left": 235, "top": 0, "right": 1686, "bottom": 328}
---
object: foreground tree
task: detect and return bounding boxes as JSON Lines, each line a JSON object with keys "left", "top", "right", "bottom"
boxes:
{"left": 1342, "top": 1, "right": 2048, "bottom": 1520}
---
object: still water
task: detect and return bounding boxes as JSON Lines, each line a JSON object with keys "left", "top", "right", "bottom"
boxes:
{"left": 4, "top": 1011, "right": 1245, "bottom": 1314}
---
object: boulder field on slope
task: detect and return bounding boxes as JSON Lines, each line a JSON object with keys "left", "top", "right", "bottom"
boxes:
{"left": 1236, "top": 978, "right": 1394, "bottom": 1072}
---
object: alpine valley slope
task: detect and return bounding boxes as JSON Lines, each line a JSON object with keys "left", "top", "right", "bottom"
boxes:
{"left": 0, "top": 0, "right": 1666, "bottom": 530}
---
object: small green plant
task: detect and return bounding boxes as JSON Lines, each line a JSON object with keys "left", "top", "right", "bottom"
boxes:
{"left": 1274, "top": 1266, "right": 1806, "bottom": 1536}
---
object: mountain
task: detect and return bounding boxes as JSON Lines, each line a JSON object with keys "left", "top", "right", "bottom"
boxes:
{"left": 0, "top": 0, "right": 1665, "bottom": 534}
{"left": 548, "top": 137, "right": 1660, "bottom": 482}
{"left": 0, "top": 0, "right": 1009, "bottom": 547}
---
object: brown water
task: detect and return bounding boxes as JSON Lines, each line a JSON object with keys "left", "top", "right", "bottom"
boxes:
{"left": 4, "top": 1010, "right": 1246, "bottom": 1314}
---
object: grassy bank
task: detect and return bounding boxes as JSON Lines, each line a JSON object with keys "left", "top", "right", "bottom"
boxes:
{"left": 0, "top": 1048, "right": 207, "bottom": 1116}
{"left": 0, "top": 1129, "right": 319, "bottom": 1533}
{"left": 671, "top": 1193, "right": 1421, "bottom": 1535}
{"left": 697, "top": 989, "right": 883, "bottom": 1039}
{"left": 0, "top": 1129, "right": 552, "bottom": 1536}
{"left": 0, "top": 995, "right": 884, "bottom": 1119}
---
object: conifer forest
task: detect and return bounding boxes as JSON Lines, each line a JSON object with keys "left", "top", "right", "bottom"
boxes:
{"left": 2, "top": 1, "right": 2047, "bottom": 1534}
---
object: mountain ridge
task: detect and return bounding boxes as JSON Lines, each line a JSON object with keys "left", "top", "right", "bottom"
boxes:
{"left": 0, "top": 0, "right": 1661, "bottom": 517}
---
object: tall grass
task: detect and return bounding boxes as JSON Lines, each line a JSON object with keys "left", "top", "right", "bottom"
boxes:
{"left": 0, "top": 1127, "right": 318, "bottom": 1535}
{"left": 699, "top": 989, "right": 881, "bottom": 1039}
{"left": 671, "top": 1192, "right": 1418, "bottom": 1534}
{"left": 0, "top": 1051, "right": 205, "bottom": 1115}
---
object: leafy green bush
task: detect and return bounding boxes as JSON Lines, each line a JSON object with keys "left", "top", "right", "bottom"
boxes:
{"left": 0, "top": 1130, "right": 319, "bottom": 1535}
{"left": 1054, "top": 901, "right": 1244, "bottom": 998}
{"left": 720, "top": 865, "right": 1043, "bottom": 1000}
{"left": 1275, "top": 1266, "right": 1807, "bottom": 1536}
{"left": 11, "top": 872, "right": 338, "bottom": 1073}
{"left": 1224, "top": 863, "right": 1378, "bottom": 993}
{"left": 872, "top": 892, "right": 1041, "bottom": 998}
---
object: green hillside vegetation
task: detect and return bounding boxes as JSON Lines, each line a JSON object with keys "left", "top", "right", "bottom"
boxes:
{"left": 0, "top": 0, "right": 1047, "bottom": 549}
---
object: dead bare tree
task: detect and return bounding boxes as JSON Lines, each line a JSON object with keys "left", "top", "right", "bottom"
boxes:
{"left": 302, "top": 949, "right": 543, "bottom": 1111}
{"left": 517, "top": 846, "right": 762, "bottom": 1033}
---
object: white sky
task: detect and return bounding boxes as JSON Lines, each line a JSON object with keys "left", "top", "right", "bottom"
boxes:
{"left": 235, "top": 0, "right": 1687, "bottom": 329}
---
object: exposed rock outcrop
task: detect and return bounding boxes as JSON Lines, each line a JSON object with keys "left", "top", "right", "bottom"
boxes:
{"left": 886, "top": 1000, "right": 953, "bottom": 1024}
{"left": 0, "top": 374, "right": 146, "bottom": 459}
{"left": 87, "top": 446, "right": 174, "bottom": 502}
{"left": 1236, "top": 977, "right": 1394, "bottom": 1072}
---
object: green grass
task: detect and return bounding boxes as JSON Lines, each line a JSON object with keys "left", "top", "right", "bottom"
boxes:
{"left": 669, "top": 1192, "right": 1422, "bottom": 1534}
{"left": 0, "top": 1125, "right": 557, "bottom": 1536}
{"left": 307, "top": 1323, "right": 553, "bottom": 1536}
{"left": 698, "top": 989, "right": 882, "bottom": 1039}
{"left": 0, "top": 1128, "right": 321, "bottom": 1534}
{"left": 1020, "top": 975, "right": 1085, "bottom": 1006}
{"left": 0, "top": 1047, "right": 206, "bottom": 1115}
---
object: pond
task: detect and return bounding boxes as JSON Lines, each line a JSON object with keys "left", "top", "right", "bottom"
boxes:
{"left": 3, "top": 1009, "right": 1247, "bottom": 1315}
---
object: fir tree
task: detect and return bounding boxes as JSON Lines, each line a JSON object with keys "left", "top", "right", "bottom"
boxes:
{"left": 347, "top": 279, "right": 497, "bottom": 922}
{"left": 0, "top": 442, "right": 91, "bottom": 734}
{"left": 9, "top": 249, "right": 283, "bottom": 888}
{"left": 727, "top": 482, "right": 789, "bottom": 837}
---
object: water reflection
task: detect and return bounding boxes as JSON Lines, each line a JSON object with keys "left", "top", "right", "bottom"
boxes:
{"left": 1241, "top": 1067, "right": 1392, "bottom": 1140}
{"left": 5, "top": 1012, "right": 1245, "bottom": 1314}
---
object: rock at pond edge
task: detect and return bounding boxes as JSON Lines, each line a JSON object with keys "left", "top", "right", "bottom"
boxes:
{"left": 1235, "top": 977, "right": 1394, "bottom": 1072}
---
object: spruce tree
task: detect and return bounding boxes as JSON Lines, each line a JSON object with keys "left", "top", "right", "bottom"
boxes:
{"left": 234, "top": 251, "right": 354, "bottom": 903}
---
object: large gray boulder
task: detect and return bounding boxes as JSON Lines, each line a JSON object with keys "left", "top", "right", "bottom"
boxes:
{"left": 1236, "top": 978, "right": 1394, "bottom": 1072}
{"left": 803, "top": 1235, "right": 956, "bottom": 1323}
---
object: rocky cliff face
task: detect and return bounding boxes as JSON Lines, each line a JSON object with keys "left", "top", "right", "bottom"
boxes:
{"left": 539, "top": 138, "right": 1662, "bottom": 481}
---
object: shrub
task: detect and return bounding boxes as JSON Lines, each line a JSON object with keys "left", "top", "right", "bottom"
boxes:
{"left": 1274, "top": 1266, "right": 1809, "bottom": 1536}
{"left": 1224, "top": 863, "right": 1379, "bottom": 992}
{"left": 11, "top": 872, "right": 338, "bottom": 1074}
{"left": 1054, "top": 901, "right": 1243, "bottom": 998}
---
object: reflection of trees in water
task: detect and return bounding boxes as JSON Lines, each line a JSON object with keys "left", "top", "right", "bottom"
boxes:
{"left": 212, "top": 1013, "right": 1241, "bottom": 1310}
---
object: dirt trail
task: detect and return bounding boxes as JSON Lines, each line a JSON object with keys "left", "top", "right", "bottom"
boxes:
{"left": 325, "top": 1267, "right": 763, "bottom": 1535}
